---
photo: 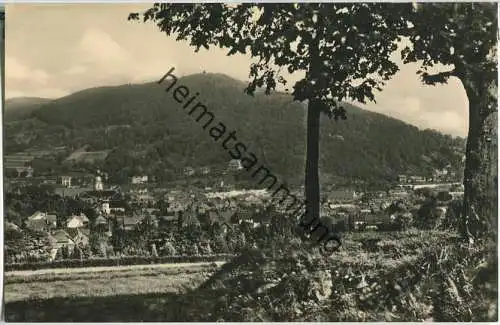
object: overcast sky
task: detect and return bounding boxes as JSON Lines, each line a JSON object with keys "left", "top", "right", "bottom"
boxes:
{"left": 6, "top": 4, "right": 469, "bottom": 137}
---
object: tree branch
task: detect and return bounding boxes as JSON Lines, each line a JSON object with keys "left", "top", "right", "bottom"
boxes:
{"left": 420, "top": 70, "right": 456, "bottom": 85}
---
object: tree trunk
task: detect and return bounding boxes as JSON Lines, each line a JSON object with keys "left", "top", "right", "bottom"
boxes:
{"left": 305, "top": 100, "right": 321, "bottom": 225}
{"left": 460, "top": 71, "right": 498, "bottom": 242}
{"left": 304, "top": 8, "right": 323, "bottom": 230}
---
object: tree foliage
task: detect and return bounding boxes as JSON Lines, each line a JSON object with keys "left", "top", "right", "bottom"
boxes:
{"left": 128, "top": 3, "right": 440, "bottom": 231}
{"left": 400, "top": 3, "right": 498, "bottom": 240}
{"left": 129, "top": 3, "right": 410, "bottom": 112}
{"left": 400, "top": 3, "right": 497, "bottom": 87}
{"left": 130, "top": 3, "right": 497, "bottom": 240}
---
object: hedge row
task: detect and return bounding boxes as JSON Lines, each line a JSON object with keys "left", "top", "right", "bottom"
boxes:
{"left": 5, "top": 254, "right": 235, "bottom": 272}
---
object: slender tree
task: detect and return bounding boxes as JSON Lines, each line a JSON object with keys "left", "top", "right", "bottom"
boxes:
{"left": 400, "top": 3, "right": 498, "bottom": 241}
{"left": 129, "top": 3, "right": 409, "bottom": 228}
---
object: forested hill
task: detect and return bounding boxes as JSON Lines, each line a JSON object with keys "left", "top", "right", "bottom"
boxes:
{"left": 4, "top": 97, "right": 52, "bottom": 122}
{"left": 5, "top": 73, "right": 465, "bottom": 186}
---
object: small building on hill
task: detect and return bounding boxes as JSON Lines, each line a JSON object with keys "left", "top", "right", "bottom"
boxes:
{"left": 66, "top": 228, "right": 90, "bottom": 248}
{"left": 328, "top": 189, "right": 357, "bottom": 203}
{"left": 25, "top": 211, "right": 58, "bottom": 232}
{"left": 61, "top": 176, "right": 72, "bottom": 188}
{"left": 113, "top": 214, "right": 151, "bottom": 232}
{"left": 131, "top": 175, "right": 148, "bottom": 184}
{"left": 101, "top": 200, "right": 127, "bottom": 215}
{"left": 228, "top": 159, "right": 244, "bottom": 172}
{"left": 58, "top": 172, "right": 94, "bottom": 188}
{"left": 408, "top": 175, "right": 426, "bottom": 184}
{"left": 198, "top": 167, "right": 210, "bottom": 175}
{"left": 25, "top": 218, "right": 47, "bottom": 233}
{"left": 49, "top": 230, "right": 75, "bottom": 256}
{"left": 46, "top": 213, "right": 57, "bottom": 229}
{"left": 67, "top": 213, "right": 89, "bottom": 229}
{"left": 183, "top": 166, "right": 195, "bottom": 177}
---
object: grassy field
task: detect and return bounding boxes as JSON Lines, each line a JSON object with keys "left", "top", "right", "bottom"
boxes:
{"left": 4, "top": 262, "right": 220, "bottom": 303}
{"left": 6, "top": 260, "right": 226, "bottom": 277}
{"left": 4, "top": 231, "right": 496, "bottom": 322}
{"left": 5, "top": 262, "right": 222, "bottom": 322}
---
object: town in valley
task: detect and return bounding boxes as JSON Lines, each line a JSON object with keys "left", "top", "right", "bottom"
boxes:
{"left": 4, "top": 2, "right": 496, "bottom": 323}
{"left": 5, "top": 151, "right": 465, "bottom": 263}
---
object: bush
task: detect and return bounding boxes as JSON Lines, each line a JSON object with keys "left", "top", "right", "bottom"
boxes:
{"left": 184, "top": 232, "right": 493, "bottom": 322}
{"left": 394, "top": 212, "right": 413, "bottom": 231}
{"left": 416, "top": 198, "right": 440, "bottom": 229}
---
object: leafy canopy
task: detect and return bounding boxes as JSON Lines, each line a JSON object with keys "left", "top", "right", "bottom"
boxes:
{"left": 401, "top": 3, "right": 497, "bottom": 91}
{"left": 129, "top": 3, "right": 411, "bottom": 118}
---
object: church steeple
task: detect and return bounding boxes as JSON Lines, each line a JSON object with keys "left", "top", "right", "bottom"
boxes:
{"left": 95, "top": 169, "right": 104, "bottom": 191}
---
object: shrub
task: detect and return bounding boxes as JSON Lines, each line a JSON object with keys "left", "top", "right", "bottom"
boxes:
{"left": 394, "top": 212, "right": 413, "bottom": 231}
{"left": 416, "top": 198, "right": 440, "bottom": 229}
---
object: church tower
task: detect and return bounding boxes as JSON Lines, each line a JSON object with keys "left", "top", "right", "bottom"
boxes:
{"left": 94, "top": 170, "right": 104, "bottom": 191}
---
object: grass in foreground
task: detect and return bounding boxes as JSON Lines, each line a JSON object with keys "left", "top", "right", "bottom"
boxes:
{"left": 4, "top": 264, "right": 217, "bottom": 303}
{"left": 4, "top": 231, "right": 497, "bottom": 322}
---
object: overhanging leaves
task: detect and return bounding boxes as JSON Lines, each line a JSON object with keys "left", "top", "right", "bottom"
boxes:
{"left": 129, "top": 3, "right": 413, "bottom": 115}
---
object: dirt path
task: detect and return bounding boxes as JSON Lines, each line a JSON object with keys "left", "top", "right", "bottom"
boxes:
{"left": 5, "top": 261, "right": 227, "bottom": 277}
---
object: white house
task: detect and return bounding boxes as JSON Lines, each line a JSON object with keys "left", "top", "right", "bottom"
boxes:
{"left": 61, "top": 176, "right": 72, "bottom": 187}
{"left": 228, "top": 159, "right": 244, "bottom": 172}
{"left": 183, "top": 167, "right": 195, "bottom": 177}
{"left": 199, "top": 167, "right": 210, "bottom": 175}
{"left": 102, "top": 200, "right": 126, "bottom": 214}
{"left": 67, "top": 213, "right": 89, "bottom": 228}
{"left": 131, "top": 175, "right": 148, "bottom": 184}
{"left": 29, "top": 211, "right": 47, "bottom": 220}
{"left": 102, "top": 202, "right": 111, "bottom": 215}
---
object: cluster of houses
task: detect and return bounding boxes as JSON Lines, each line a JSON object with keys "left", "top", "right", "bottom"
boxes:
{"left": 5, "top": 156, "right": 466, "bottom": 263}
{"left": 397, "top": 165, "right": 460, "bottom": 184}
{"left": 9, "top": 170, "right": 277, "bottom": 261}
{"left": 9, "top": 211, "right": 91, "bottom": 262}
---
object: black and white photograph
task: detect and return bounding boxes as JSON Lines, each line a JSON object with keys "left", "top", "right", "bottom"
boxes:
{"left": 3, "top": 2, "right": 498, "bottom": 322}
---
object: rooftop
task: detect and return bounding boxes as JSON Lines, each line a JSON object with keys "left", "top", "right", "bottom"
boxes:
{"left": 51, "top": 230, "right": 74, "bottom": 244}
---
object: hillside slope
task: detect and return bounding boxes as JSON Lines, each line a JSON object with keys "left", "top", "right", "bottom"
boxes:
{"left": 5, "top": 73, "right": 464, "bottom": 186}
{"left": 4, "top": 97, "right": 53, "bottom": 122}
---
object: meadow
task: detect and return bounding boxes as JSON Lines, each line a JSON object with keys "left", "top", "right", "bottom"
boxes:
{"left": 5, "top": 262, "right": 220, "bottom": 302}
{"left": 4, "top": 230, "right": 497, "bottom": 322}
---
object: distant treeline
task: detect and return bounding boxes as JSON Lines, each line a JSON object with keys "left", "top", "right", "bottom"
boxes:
{"left": 5, "top": 74, "right": 465, "bottom": 187}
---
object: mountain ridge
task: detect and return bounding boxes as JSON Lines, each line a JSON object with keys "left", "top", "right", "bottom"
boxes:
{"left": 5, "top": 73, "right": 464, "bottom": 139}
{"left": 4, "top": 73, "right": 465, "bottom": 187}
